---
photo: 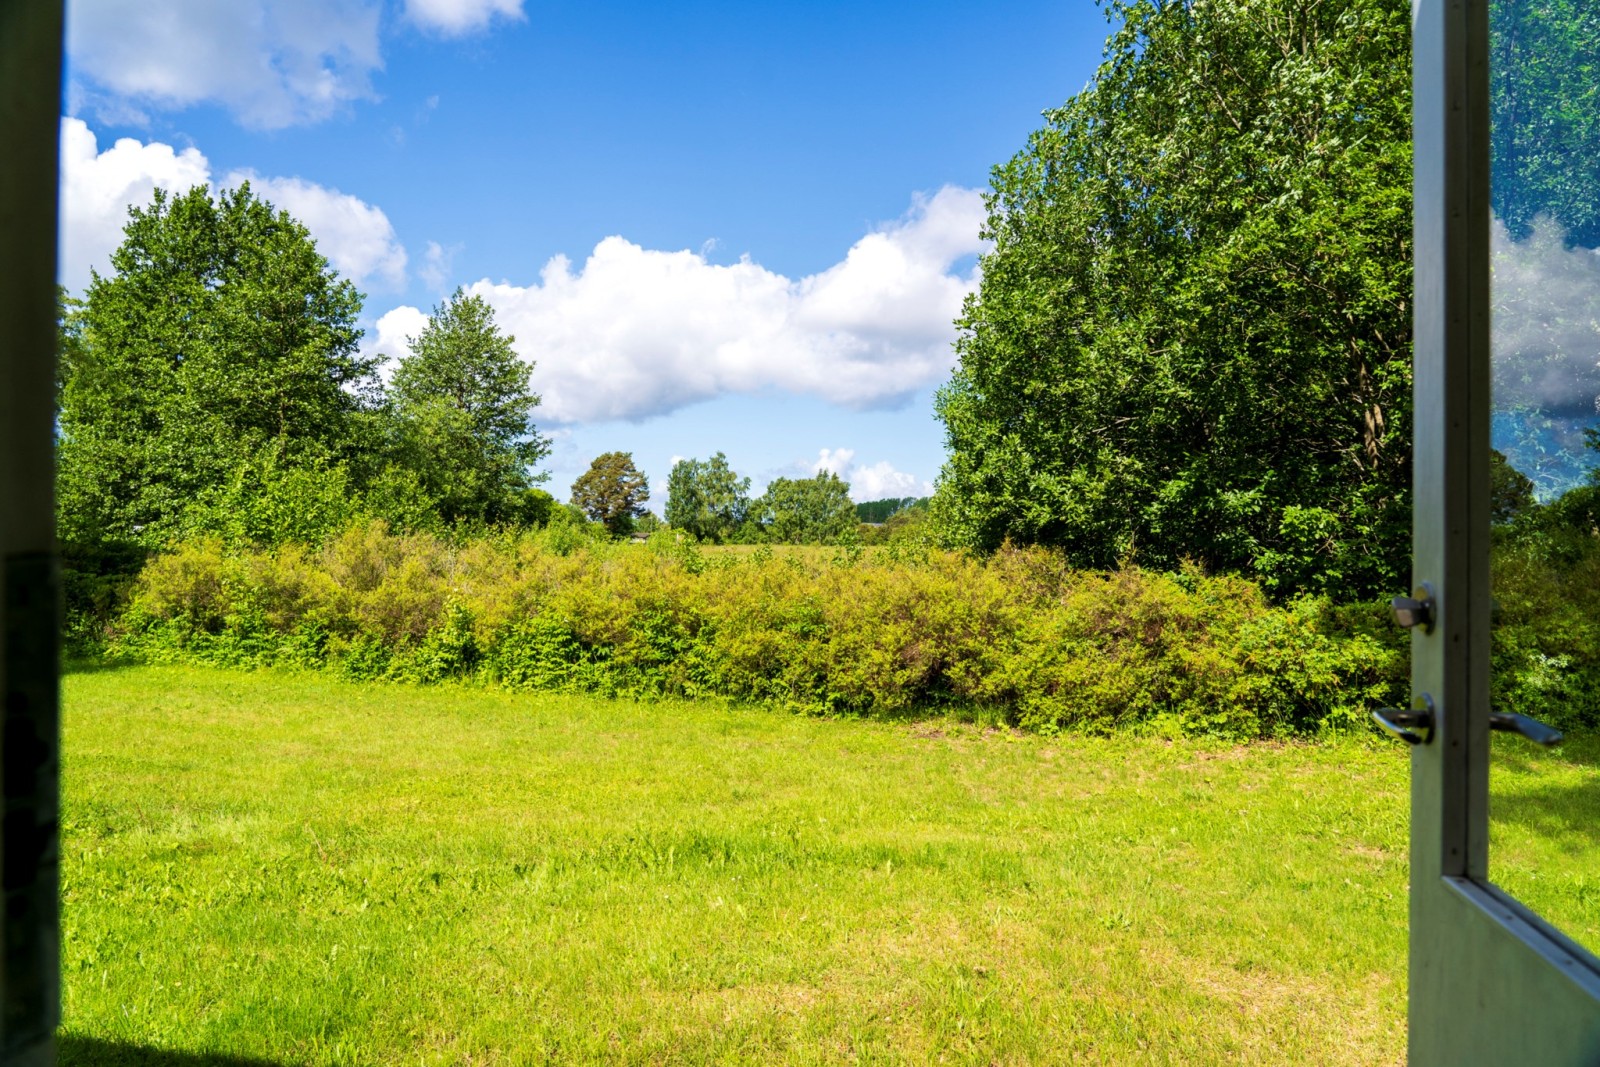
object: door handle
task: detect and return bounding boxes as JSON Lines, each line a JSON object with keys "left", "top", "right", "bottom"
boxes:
{"left": 1373, "top": 694, "right": 1437, "bottom": 745}
{"left": 1489, "top": 711, "right": 1563, "bottom": 747}
{"left": 1371, "top": 699, "right": 1562, "bottom": 747}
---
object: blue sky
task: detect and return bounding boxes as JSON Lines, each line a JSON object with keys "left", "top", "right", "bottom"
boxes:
{"left": 60, "top": 0, "right": 1112, "bottom": 506}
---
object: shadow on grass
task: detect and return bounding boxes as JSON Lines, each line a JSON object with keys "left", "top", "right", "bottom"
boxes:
{"left": 1491, "top": 732, "right": 1600, "bottom": 849}
{"left": 62, "top": 657, "right": 139, "bottom": 677}
{"left": 59, "top": 1037, "right": 285, "bottom": 1067}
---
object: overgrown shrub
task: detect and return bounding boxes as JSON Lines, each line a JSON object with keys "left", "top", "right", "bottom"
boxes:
{"left": 94, "top": 521, "right": 1413, "bottom": 739}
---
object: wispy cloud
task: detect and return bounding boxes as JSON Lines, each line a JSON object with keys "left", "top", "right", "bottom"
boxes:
{"left": 419, "top": 240, "right": 461, "bottom": 293}
{"left": 66, "top": 0, "right": 385, "bottom": 129}
{"left": 65, "top": 0, "right": 523, "bottom": 128}
{"left": 402, "top": 0, "right": 524, "bottom": 36}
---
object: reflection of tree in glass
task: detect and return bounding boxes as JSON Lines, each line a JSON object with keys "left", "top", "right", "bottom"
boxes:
{"left": 1489, "top": 0, "right": 1600, "bottom": 498}
{"left": 1490, "top": 214, "right": 1600, "bottom": 496}
{"left": 1491, "top": 449, "right": 1537, "bottom": 522}
{"left": 1491, "top": 0, "right": 1600, "bottom": 246}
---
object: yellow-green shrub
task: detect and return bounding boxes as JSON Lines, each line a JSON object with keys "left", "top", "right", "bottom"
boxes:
{"left": 108, "top": 521, "right": 1406, "bottom": 738}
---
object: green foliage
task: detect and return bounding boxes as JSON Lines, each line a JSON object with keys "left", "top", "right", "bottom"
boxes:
{"left": 1488, "top": 468, "right": 1600, "bottom": 733}
{"left": 756, "top": 471, "right": 857, "bottom": 545}
{"left": 108, "top": 526, "right": 1409, "bottom": 739}
{"left": 1491, "top": 449, "right": 1537, "bottom": 524}
{"left": 860, "top": 500, "right": 932, "bottom": 546}
{"left": 570, "top": 451, "right": 651, "bottom": 536}
{"left": 389, "top": 289, "right": 550, "bottom": 525}
{"left": 56, "top": 192, "right": 565, "bottom": 553}
{"left": 933, "top": 0, "right": 1413, "bottom": 600}
{"left": 855, "top": 497, "right": 928, "bottom": 524}
{"left": 60, "top": 539, "right": 147, "bottom": 657}
{"left": 178, "top": 444, "right": 363, "bottom": 547}
{"left": 1491, "top": 0, "right": 1600, "bottom": 246}
{"left": 529, "top": 503, "right": 605, "bottom": 557}
{"left": 57, "top": 184, "right": 377, "bottom": 549}
{"left": 664, "top": 453, "right": 751, "bottom": 543}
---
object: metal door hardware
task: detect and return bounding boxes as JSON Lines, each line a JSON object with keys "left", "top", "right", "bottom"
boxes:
{"left": 1390, "top": 582, "right": 1436, "bottom": 632}
{"left": 1373, "top": 693, "right": 1437, "bottom": 745}
{"left": 1489, "top": 711, "right": 1563, "bottom": 747}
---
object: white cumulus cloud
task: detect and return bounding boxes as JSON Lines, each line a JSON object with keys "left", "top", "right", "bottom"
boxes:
{"left": 846, "top": 461, "right": 932, "bottom": 502}
{"left": 419, "top": 240, "right": 460, "bottom": 292}
{"left": 225, "top": 171, "right": 408, "bottom": 290}
{"left": 809, "top": 447, "right": 931, "bottom": 501}
{"left": 812, "top": 447, "right": 854, "bottom": 477}
{"left": 404, "top": 0, "right": 524, "bottom": 36}
{"left": 66, "top": 0, "right": 384, "bottom": 129}
{"left": 367, "top": 305, "right": 431, "bottom": 378}
{"left": 397, "top": 186, "right": 985, "bottom": 425}
{"left": 59, "top": 118, "right": 408, "bottom": 294}
{"left": 58, "top": 116, "right": 210, "bottom": 293}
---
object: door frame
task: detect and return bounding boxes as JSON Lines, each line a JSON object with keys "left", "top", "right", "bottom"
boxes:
{"left": 1, "top": 1, "right": 64, "bottom": 1062}
{"left": 1410, "top": 0, "right": 1600, "bottom": 1058}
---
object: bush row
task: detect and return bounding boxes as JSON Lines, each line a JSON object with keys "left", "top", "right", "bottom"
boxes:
{"left": 96, "top": 522, "right": 1412, "bottom": 739}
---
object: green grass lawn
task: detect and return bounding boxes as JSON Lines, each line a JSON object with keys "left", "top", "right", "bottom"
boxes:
{"left": 56, "top": 665, "right": 1600, "bottom": 1065}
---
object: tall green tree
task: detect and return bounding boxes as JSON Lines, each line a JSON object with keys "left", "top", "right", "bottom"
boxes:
{"left": 571, "top": 451, "right": 651, "bottom": 535}
{"left": 57, "top": 184, "right": 376, "bottom": 547}
{"left": 756, "top": 472, "right": 856, "bottom": 544}
{"left": 664, "top": 452, "right": 751, "bottom": 542}
{"left": 932, "top": 0, "right": 1413, "bottom": 599}
{"left": 390, "top": 288, "right": 550, "bottom": 525}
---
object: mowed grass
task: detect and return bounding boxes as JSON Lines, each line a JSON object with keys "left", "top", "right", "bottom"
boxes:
{"left": 57, "top": 665, "right": 1591, "bottom": 1065}
{"left": 1492, "top": 732, "right": 1600, "bottom": 950}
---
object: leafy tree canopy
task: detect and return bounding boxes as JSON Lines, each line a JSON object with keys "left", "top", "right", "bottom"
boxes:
{"left": 1491, "top": 0, "right": 1600, "bottom": 246}
{"left": 571, "top": 451, "right": 651, "bottom": 535}
{"left": 931, "top": 0, "right": 1413, "bottom": 600}
{"left": 757, "top": 472, "right": 856, "bottom": 545}
{"left": 390, "top": 288, "right": 550, "bottom": 526}
{"left": 664, "top": 452, "right": 751, "bottom": 542}
{"left": 856, "top": 497, "right": 929, "bottom": 524}
{"left": 58, "top": 183, "right": 376, "bottom": 547}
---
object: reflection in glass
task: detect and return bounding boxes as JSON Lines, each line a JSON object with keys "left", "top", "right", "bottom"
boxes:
{"left": 1488, "top": 0, "right": 1600, "bottom": 951}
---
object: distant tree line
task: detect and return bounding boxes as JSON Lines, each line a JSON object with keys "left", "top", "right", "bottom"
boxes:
{"left": 661, "top": 452, "right": 857, "bottom": 544}
{"left": 856, "top": 497, "right": 929, "bottom": 524}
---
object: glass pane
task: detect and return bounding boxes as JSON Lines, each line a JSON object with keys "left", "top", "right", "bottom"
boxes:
{"left": 1488, "top": 0, "right": 1600, "bottom": 951}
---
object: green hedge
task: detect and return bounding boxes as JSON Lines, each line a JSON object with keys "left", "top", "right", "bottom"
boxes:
{"left": 91, "top": 522, "right": 1411, "bottom": 740}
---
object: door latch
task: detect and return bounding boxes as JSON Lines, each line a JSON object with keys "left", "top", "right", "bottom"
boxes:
{"left": 1373, "top": 693, "right": 1437, "bottom": 745}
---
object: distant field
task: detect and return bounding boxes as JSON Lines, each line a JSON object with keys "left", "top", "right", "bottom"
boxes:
{"left": 57, "top": 666, "right": 1600, "bottom": 1065}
